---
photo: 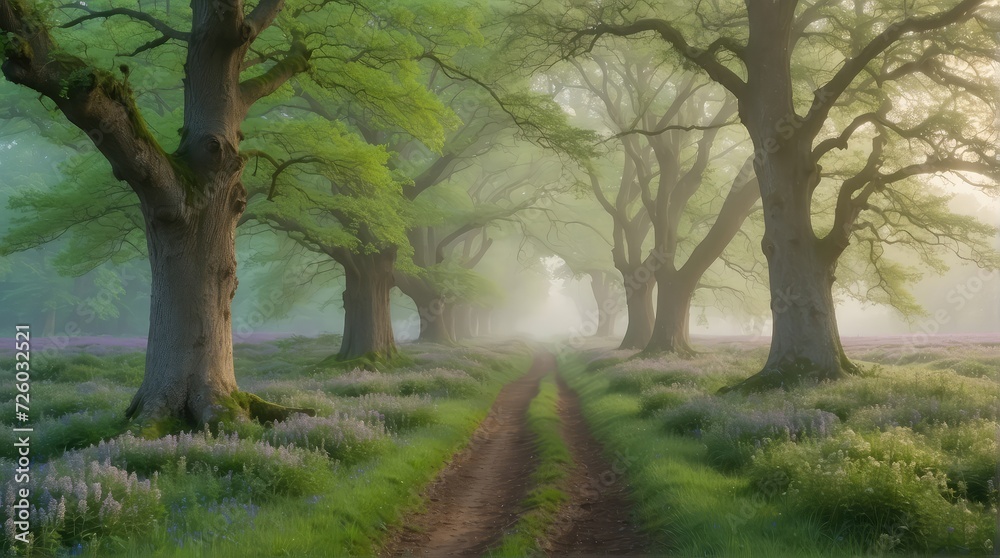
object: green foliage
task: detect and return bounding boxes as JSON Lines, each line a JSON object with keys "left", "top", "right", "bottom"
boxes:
{"left": 0, "top": 337, "right": 534, "bottom": 556}
{"left": 32, "top": 352, "right": 145, "bottom": 385}
{"left": 749, "top": 427, "right": 994, "bottom": 553}
{"left": 637, "top": 385, "right": 696, "bottom": 417}
{"left": 560, "top": 339, "right": 1000, "bottom": 556}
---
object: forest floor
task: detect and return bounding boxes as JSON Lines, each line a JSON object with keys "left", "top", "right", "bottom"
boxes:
{"left": 384, "top": 352, "right": 649, "bottom": 557}
{"left": 3, "top": 334, "right": 996, "bottom": 556}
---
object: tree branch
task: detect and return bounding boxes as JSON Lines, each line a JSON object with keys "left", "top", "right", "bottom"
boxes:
{"left": 240, "top": 33, "right": 311, "bottom": 106}
{"left": 60, "top": 3, "right": 189, "bottom": 41}
{"left": 568, "top": 19, "right": 747, "bottom": 98}
{"left": 242, "top": 150, "right": 322, "bottom": 200}
{"left": 404, "top": 153, "right": 458, "bottom": 201}
{"left": 804, "top": 0, "right": 986, "bottom": 135}
{"left": 1, "top": 0, "right": 174, "bottom": 199}
{"left": 244, "top": 0, "right": 284, "bottom": 43}
{"left": 605, "top": 119, "right": 738, "bottom": 141}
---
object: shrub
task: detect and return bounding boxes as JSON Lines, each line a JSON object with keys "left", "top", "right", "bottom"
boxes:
{"left": 86, "top": 430, "right": 328, "bottom": 498}
{"left": 264, "top": 413, "right": 390, "bottom": 464}
{"left": 324, "top": 368, "right": 478, "bottom": 397}
{"left": 747, "top": 428, "right": 994, "bottom": 552}
{"left": 32, "top": 353, "right": 144, "bottom": 385}
{"left": 0, "top": 382, "right": 129, "bottom": 424}
{"left": 703, "top": 405, "right": 839, "bottom": 471}
{"left": 926, "top": 419, "right": 1000, "bottom": 505}
{"left": 803, "top": 368, "right": 999, "bottom": 427}
{"left": 34, "top": 411, "right": 128, "bottom": 460}
{"left": 1, "top": 455, "right": 163, "bottom": 553}
{"left": 638, "top": 385, "right": 697, "bottom": 418}
{"left": 341, "top": 394, "right": 438, "bottom": 430}
{"left": 658, "top": 396, "right": 728, "bottom": 435}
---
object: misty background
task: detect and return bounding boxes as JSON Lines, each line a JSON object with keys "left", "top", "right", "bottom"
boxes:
{"left": 2, "top": 124, "right": 996, "bottom": 343}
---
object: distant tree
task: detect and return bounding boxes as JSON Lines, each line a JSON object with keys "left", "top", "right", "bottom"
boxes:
{"left": 554, "top": 0, "right": 1000, "bottom": 388}
{"left": 518, "top": 178, "right": 624, "bottom": 338}
{"left": 550, "top": 46, "right": 760, "bottom": 352}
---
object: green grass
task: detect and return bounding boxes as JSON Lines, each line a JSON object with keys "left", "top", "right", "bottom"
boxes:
{"left": 558, "top": 352, "right": 878, "bottom": 557}
{"left": 0, "top": 338, "right": 534, "bottom": 557}
{"left": 487, "top": 372, "right": 573, "bottom": 557}
{"left": 557, "top": 343, "right": 1000, "bottom": 557}
{"left": 118, "top": 399, "right": 501, "bottom": 557}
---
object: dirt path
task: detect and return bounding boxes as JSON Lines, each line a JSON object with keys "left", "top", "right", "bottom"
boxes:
{"left": 385, "top": 352, "right": 649, "bottom": 557}
{"left": 384, "top": 353, "right": 553, "bottom": 557}
{"left": 546, "top": 373, "right": 650, "bottom": 556}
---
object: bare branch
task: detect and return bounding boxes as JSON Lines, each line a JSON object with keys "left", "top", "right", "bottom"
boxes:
{"left": 568, "top": 19, "right": 747, "bottom": 98}
{"left": 605, "top": 119, "right": 738, "bottom": 141}
{"left": 60, "top": 2, "right": 189, "bottom": 41}
{"left": 804, "top": 0, "right": 986, "bottom": 136}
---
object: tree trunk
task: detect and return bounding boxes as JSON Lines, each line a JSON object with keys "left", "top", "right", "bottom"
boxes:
{"left": 722, "top": 234, "right": 853, "bottom": 392}
{"left": 1, "top": 0, "right": 312, "bottom": 427}
{"left": 722, "top": 151, "right": 855, "bottom": 392}
{"left": 589, "top": 272, "right": 620, "bottom": 338}
{"left": 395, "top": 273, "right": 455, "bottom": 344}
{"left": 338, "top": 249, "right": 397, "bottom": 360}
{"left": 618, "top": 274, "right": 654, "bottom": 349}
{"left": 126, "top": 186, "right": 241, "bottom": 425}
{"left": 643, "top": 160, "right": 759, "bottom": 356}
{"left": 644, "top": 271, "right": 695, "bottom": 355}
{"left": 418, "top": 296, "right": 454, "bottom": 344}
{"left": 716, "top": 8, "right": 856, "bottom": 392}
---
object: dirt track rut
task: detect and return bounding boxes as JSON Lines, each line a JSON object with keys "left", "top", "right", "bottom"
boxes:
{"left": 385, "top": 352, "right": 649, "bottom": 557}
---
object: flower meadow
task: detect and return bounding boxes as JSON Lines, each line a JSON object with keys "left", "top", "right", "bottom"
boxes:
{"left": 572, "top": 337, "right": 999, "bottom": 556}
{"left": 0, "top": 335, "right": 532, "bottom": 556}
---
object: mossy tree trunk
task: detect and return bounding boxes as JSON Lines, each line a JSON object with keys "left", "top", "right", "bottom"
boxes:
{"left": 0, "top": 0, "right": 308, "bottom": 425}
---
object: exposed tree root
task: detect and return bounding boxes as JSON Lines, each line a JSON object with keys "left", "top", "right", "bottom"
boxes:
{"left": 718, "top": 357, "right": 859, "bottom": 394}
{"left": 228, "top": 391, "right": 316, "bottom": 423}
{"left": 127, "top": 391, "right": 316, "bottom": 437}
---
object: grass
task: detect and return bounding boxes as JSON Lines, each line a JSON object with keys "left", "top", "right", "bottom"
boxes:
{"left": 486, "top": 372, "right": 573, "bottom": 557}
{"left": 557, "top": 340, "right": 1000, "bottom": 557}
{"left": 0, "top": 337, "right": 534, "bottom": 557}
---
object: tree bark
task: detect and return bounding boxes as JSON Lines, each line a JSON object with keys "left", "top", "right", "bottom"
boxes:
{"left": 418, "top": 296, "right": 454, "bottom": 343}
{"left": 716, "top": 7, "right": 856, "bottom": 391}
{"left": 720, "top": 173, "right": 855, "bottom": 393}
{"left": 2, "top": 0, "right": 311, "bottom": 426}
{"left": 722, "top": 232, "right": 853, "bottom": 392}
{"left": 338, "top": 249, "right": 397, "bottom": 360}
{"left": 644, "top": 271, "right": 695, "bottom": 355}
{"left": 644, "top": 160, "right": 759, "bottom": 356}
{"left": 618, "top": 273, "right": 654, "bottom": 349}
{"left": 395, "top": 272, "right": 455, "bottom": 344}
{"left": 127, "top": 191, "right": 241, "bottom": 424}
